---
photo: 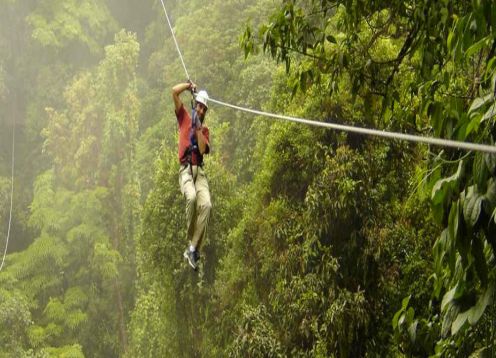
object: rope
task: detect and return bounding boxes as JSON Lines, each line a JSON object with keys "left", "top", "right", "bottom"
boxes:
{"left": 158, "top": 0, "right": 190, "bottom": 80}
{"left": 0, "top": 115, "right": 15, "bottom": 272}
{"left": 159, "top": 2, "right": 496, "bottom": 154}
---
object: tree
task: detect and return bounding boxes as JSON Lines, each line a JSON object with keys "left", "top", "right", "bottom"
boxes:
{"left": 243, "top": 0, "right": 496, "bottom": 355}
{"left": 0, "top": 30, "right": 141, "bottom": 357}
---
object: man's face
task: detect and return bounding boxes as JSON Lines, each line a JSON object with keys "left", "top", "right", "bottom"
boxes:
{"left": 195, "top": 102, "right": 207, "bottom": 122}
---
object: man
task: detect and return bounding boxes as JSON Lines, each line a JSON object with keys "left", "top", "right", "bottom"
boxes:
{"left": 172, "top": 81, "right": 212, "bottom": 270}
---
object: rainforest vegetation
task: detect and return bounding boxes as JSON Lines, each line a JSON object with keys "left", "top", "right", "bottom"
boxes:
{"left": 1, "top": 0, "right": 496, "bottom": 357}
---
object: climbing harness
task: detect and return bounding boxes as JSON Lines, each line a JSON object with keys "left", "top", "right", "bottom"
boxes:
{"left": 182, "top": 110, "right": 203, "bottom": 176}
{"left": 180, "top": 88, "right": 205, "bottom": 183}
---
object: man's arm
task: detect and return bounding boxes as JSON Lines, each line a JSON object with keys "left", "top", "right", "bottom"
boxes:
{"left": 196, "top": 127, "right": 209, "bottom": 155}
{"left": 172, "top": 82, "right": 195, "bottom": 112}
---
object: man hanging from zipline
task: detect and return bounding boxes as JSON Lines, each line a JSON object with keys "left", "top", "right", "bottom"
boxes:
{"left": 172, "top": 81, "right": 212, "bottom": 270}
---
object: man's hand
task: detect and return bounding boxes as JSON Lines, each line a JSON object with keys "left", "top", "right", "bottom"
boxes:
{"left": 187, "top": 80, "right": 197, "bottom": 94}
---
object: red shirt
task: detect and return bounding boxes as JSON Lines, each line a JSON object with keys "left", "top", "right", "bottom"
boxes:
{"left": 176, "top": 104, "right": 210, "bottom": 165}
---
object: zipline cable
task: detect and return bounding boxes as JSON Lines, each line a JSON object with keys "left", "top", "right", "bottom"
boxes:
{"left": 0, "top": 114, "right": 15, "bottom": 272}
{"left": 158, "top": 0, "right": 190, "bottom": 80}
{"left": 159, "top": 2, "right": 496, "bottom": 154}
{"left": 209, "top": 97, "right": 496, "bottom": 154}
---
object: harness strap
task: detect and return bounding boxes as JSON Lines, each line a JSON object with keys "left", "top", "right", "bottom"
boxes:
{"left": 181, "top": 107, "right": 204, "bottom": 168}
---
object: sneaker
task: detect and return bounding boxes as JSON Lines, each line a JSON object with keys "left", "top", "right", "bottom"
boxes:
{"left": 183, "top": 249, "right": 198, "bottom": 270}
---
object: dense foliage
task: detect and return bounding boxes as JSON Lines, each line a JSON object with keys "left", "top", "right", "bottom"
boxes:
{"left": 0, "top": 0, "right": 495, "bottom": 357}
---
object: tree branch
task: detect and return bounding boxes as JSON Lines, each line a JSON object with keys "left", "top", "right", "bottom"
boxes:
{"left": 271, "top": 43, "right": 328, "bottom": 63}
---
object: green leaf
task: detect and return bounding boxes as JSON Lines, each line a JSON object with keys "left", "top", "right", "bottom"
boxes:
{"left": 464, "top": 115, "right": 481, "bottom": 139}
{"left": 447, "top": 31, "right": 455, "bottom": 52}
{"left": 465, "top": 36, "right": 490, "bottom": 58}
{"left": 431, "top": 161, "right": 463, "bottom": 204}
{"left": 405, "top": 307, "right": 415, "bottom": 323}
{"left": 484, "top": 57, "right": 496, "bottom": 81}
{"left": 474, "top": 152, "right": 489, "bottom": 188}
{"left": 393, "top": 295, "right": 412, "bottom": 329}
{"left": 326, "top": 35, "right": 336, "bottom": 44}
{"left": 482, "top": 103, "right": 496, "bottom": 122}
{"left": 433, "top": 229, "right": 449, "bottom": 272}
{"left": 442, "top": 303, "right": 459, "bottom": 337}
{"left": 467, "top": 283, "right": 494, "bottom": 325}
{"left": 484, "top": 153, "right": 496, "bottom": 174}
{"left": 448, "top": 200, "right": 460, "bottom": 243}
{"left": 441, "top": 286, "right": 456, "bottom": 312}
{"left": 451, "top": 309, "right": 470, "bottom": 335}
{"left": 468, "top": 93, "right": 493, "bottom": 114}
{"left": 463, "top": 186, "right": 482, "bottom": 227}
{"left": 483, "top": 178, "right": 496, "bottom": 206}
{"left": 408, "top": 320, "right": 418, "bottom": 343}
{"left": 392, "top": 310, "right": 402, "bottom": 329}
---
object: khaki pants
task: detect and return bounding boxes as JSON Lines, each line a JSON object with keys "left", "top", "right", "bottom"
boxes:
{"left": 179, "top": 164, "right": 211, "bottom": 250}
